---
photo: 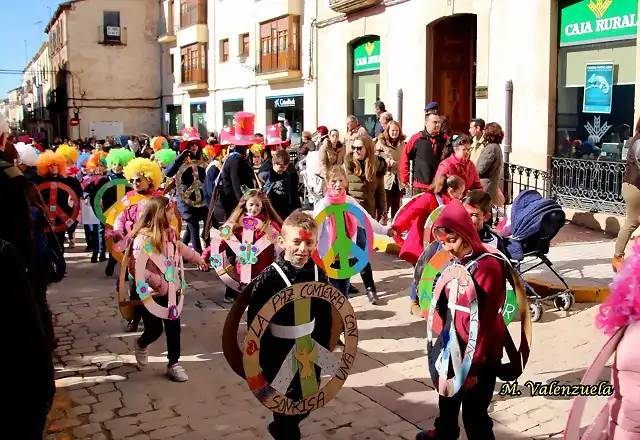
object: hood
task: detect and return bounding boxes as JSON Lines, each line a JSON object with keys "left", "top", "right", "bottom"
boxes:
{"left": 432, "top": 199, "right": 485, "bottom": 258}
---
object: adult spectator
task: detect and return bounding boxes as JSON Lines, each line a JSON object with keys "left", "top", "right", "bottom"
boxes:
{"left": 475, "top": 122, "right": 504, "bottom": 203}
{"left": 400, "top": 112, "right": 447, "bottom": 194}
{"left": 278, "top": 120, "right": 287, "bottom": 141}
{"left": 319, "top": 129, "right": 346, "bottom": 181}
{"left": 378, "top": 112, "right": 394, "bottom": 138}
{"left": 284, "top": 120, "right": 293, "bottom": 141}
{"left": 344, "top": 115, "right": 369, "bottom": 152}
{"left": 469, "top": 118, "right": 486, "bottom": 163}
{"left": 212, "top": 143, "right": 256, "bottom": 224}
{"left": 316, "top": 125, "right": 329, "bottom": 149}
{"left": 376, "top": 120, "right": 405, "bottom": 222}
{"left": 612, "top": 117, "right": 640, "bottom": 272}
{"left": 374, "top": 101, "right": 386, "bottom": 137}
{"left": 128, "top": 136, "right": 141, "bottom": 155}
{"left": 435, "top": 134, "right": 483, "bottom": 194}
{"left": 425, "top": 101, "right": 449, "bottom": 136}
{"left": 297, "top": 130, "right": 316, "bottom": 161}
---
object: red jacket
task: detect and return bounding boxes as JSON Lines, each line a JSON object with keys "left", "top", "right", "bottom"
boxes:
{"left": 435, "top": 154, "right": 483, "bottom": 194}
{"left": 391, "top": 191, "right": 451, "bottom": 265}
{"left": 400, "top": 131, "right": 448, "bottom": 189}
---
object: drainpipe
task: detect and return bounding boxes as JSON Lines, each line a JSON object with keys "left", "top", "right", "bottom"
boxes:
{"left": 159, "top": 0, "right": 164, "bottom": 133}
{"left": 397, "top": 89, "right": 403, "bottom": 126}
{"left": 504, "top": 80, "right": 513, "bottom": 164}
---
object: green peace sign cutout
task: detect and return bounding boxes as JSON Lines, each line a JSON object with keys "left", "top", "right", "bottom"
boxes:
{"left": 312, "top": 203, "right": 374, "bottom": 280}
{"left": 94, "top": 178, "right": 131, "bottom": 224}
{"left": 176, "top": 162, "right": 206, "bottom": 207}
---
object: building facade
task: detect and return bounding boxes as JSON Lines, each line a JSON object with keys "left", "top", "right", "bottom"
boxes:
{"left": 159, "top": 0, "right": 315, "bottom": 141}
{"left": 22, "top": 43, "right": 53, "bottom": 141}
{"left": 5, "top": 88, "right": 24, "bottom": 136}
{"left": 43, "top": 0, "right": 162, "bottom": 141}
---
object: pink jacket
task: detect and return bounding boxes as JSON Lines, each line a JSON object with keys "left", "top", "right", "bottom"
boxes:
{"left": 435, "top": 154, "right": 483, "bottom": 194}
{"left": 113, "top": 191, "right": 163, "bottom": 238}
{"left": 129, "top": 234, "right": 201, "bottom": 296}
{"left": 610, "top": 322, "right": 640, "bottom": 439}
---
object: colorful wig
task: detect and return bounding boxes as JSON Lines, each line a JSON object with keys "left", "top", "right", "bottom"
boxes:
{"left": 106, "top": 148, "right": 135, "bottom": 168}
{"left": 154, "top": 149, "right": 177, "bottom": 167}
{"left": 202, "top": 145, "right": 218, "bottom": 161}
{"left": 35, "top": 151, "right": 68, "bottom": 177}
{"left": 76, "top": 152, "right": 92, "bottom": 168}
{"left": 596, "top": 236, "right": 640, "bottom": 335}
{"left": 56, "top": 144, "right": 80, "bottom": 165}
{"left": 87, "top": 151, "right": 108, "bottom": 170}
{"left": 14, "top": 142, "right": 40, "bottom": 166}
{"left": 124, "top": 158, "right": 163, "bottom": 189}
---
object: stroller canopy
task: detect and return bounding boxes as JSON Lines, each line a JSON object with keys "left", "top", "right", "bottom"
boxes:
{"left": 506, "top": 189, "right": 565, "bottom": 261}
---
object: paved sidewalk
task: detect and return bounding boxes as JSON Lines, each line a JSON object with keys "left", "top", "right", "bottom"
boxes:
{"left": 45, "top": 234, "right": 609, "bottom": 440}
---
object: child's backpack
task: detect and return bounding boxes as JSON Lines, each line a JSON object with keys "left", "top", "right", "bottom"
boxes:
{"left": 564, "top": 323, "right": 640, "bottom": 440}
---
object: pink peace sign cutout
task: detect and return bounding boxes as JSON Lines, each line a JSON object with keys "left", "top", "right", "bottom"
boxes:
{"left": 37, "top": 181, "right": 80, "bottom": 233}
{"left": 176, "top": 162, "right": 206, "bottom": 207}
{"left": 208, "top": 217, "right": 280, "bottom": 292}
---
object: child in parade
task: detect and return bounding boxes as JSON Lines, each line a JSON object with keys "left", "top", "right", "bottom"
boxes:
{"left": 462, "top": 190, "right": 508, "bottom": 256}
{"left": 247, "top": 212, "right": 332, "bottom": 440}
{"left": 130, "top": 196, "right": 208, "bottom": 382}
{"left": 75, "top": 152, "right": 94, "bottom": 251}
{"left": 113, "top": 158, "right": 165, "bottom": 332}
{"left": 83, "top": 152, "right": 109, "bottom": 262}
{"left": 203, "top": 188, "right": 283, "bottom": 303}
{"left": 56, "top": 144, "right": 82, "bottom": 247}
{"left": 313, "top": 165, "right": 396, "bottom": 298}
{"left": 258, "top": 149, "right": 295, "bottom": 220}
{"left": 415, "top": 200, "right": 507, "bottom": 440}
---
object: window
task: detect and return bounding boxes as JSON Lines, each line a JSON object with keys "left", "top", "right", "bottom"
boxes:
{"left": 180, "top": 0, "right": 206, "bottom": 28}
{"left": 170, "top": 54, "right": 174, "bottom": 74}
{"left": 240, "top": 33, "right": 250, "bottom": 56}
{"left": 180, "top": 43, "right": 207, "bottom": 84}
{"left": 220, "top": 39, "right": 229, "bottom": 63}
{"left": 259, "top": 15, "right": 300, "bottom": 73}
{"left": 103, "top": 11, "right": 121, "bottom": 43}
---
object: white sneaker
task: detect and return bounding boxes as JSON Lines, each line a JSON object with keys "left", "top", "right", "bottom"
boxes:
{"left": 135, "top": 339, "right": 148, "bottom": 367}
{"left": 167, "top": 363, "right": 188, "bottom": 382}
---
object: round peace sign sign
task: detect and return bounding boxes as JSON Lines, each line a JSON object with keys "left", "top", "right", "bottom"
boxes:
{"left": 93, "top": 178, "right": 131, "bottom": 224}
{"left": 417, "top": 247, "right": 453, "bottom": 313}
{"left": 312, "top": 203, "right": 373, "bottom": 280}
{"left": 176, "top": 162, "right": 206, "bottom": 207}
{"left": 37, "top": 181, "right": 80, "bottom": 233}
{"left": 244, "top": 282, "right": 358, "bottom": 414}
{"left": 426, "top": 264, "right": 479, "bottom": 397}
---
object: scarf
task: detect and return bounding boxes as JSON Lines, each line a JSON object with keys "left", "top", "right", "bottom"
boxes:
{"left": 325, "top": 189, "right": 357, "bottom": 242}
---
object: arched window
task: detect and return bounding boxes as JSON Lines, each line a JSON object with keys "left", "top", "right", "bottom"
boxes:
{"left": 351, "top": 36, "right": 381, "bottom": 137}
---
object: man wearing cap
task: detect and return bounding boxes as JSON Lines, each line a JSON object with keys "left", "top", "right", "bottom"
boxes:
{"left": 424, "top": 101, "right": 449, "bottom": 136}
{"left": 374, "top": 101, "right": 386, "bottom": 138}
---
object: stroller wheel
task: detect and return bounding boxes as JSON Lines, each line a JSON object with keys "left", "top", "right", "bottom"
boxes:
{"left": 553, "top": 291, "right": 574, "bottom": 312}
{"left": 529, "top": 302, "right": 543, "bottom": 322}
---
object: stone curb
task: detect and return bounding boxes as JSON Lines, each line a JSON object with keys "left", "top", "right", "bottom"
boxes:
{"left": 372, "top": 236, "right": 611, "bottom": 303}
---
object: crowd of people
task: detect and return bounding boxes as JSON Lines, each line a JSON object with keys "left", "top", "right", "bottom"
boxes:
{"left": 0, "top": 105, "right": 638, "bottom": 440}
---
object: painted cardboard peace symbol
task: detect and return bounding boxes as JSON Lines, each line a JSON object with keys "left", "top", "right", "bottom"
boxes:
{"left": 208, "top": 218, "right": 280, "bottom": 292}
{"left": 312, "top": 203, "right": 374, "bottom": 280}
{"left": 93, "top": 178, "right": 131, "bottom": 224}
{"left": 243, "top": 282, "right": 358, "bottom": 414}
{"left": 37, "top": 181, "right": 80, "bottom": 233}
{"left": 424, "top": 205, "right": 445, "bottom": 243}
{"left": 426, "top": 264, "right": 479, "bottom": 397}
{"left": 117, "top": 238, "right": 186, "bottom": 320}
{"left": 104, "top": 195, "right": 181, "bottom": 264}
{"left": 176, "top": 162, "right": 206, "bottom": 207}
{"left": 418, "top": 247, "right": 453, "bottom": 314}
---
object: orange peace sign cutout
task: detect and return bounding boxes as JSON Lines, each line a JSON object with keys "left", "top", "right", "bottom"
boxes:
{"left": 37, "top": 181, "right": 80, "bottom": 233}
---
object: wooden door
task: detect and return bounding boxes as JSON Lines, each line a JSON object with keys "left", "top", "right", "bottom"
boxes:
{"left": 431, "top": 15, "right": 476, "bottom": 134}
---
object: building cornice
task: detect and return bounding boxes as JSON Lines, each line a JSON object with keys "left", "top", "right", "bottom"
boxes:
{"left": 316, "top": 0, "right": 412, "bottom": 28}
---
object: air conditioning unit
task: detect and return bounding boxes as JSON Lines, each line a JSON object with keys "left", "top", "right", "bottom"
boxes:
{"left": 106, "top": 26, "right": 121, "bottom": 37}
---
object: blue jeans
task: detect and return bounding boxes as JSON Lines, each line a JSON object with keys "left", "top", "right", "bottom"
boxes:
{"left": 92, "top": 223, "right": 106, "bottom": 257}
{"left": 410, "top": 280, "right": 418, "bottom": 301}
{"left": 330, "top": 277, "right": 350, "bottom": 297}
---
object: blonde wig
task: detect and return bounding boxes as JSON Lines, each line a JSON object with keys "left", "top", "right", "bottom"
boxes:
{"left": 124, "top": 158, "right": 163, "bottom": 189}
{"left": 56, "top": 144, "right": 80, "bottom": 165}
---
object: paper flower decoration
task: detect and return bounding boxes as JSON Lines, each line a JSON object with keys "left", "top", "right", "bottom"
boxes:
{"left": 181, "top": 276, "right": 187, "bottom": 290}
{"left": 267, "top": 230, "right": 279, "bottom": 243}
{"left": 164, "top": 259, "right": 178, "bottom": 283}
{"left": 136, "top": 281, "right": 151, "bottom": 299}
{"left": 144, "top": 242, "right": 153, "bottom": 254}
{"left": 209, "top": 254, "right": 222, "bottom": 268}
{"left": 242, "top": 217, "right": 259, "bottom": 230}
{"left": 168, "top": 305, "right": 179, "bottom": 320}
{"left": 219, "top": 226, "right": 233, "bottom": 240}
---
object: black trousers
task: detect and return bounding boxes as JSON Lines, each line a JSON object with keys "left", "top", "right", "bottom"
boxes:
{"left": 138, "top": 295, "right": 181, "bottom": 366}
{"left": 433, "top": 366, "right": 497, "bottom": 440}
{"left": 181, "top": 218, "right": 203, "bottom": 254}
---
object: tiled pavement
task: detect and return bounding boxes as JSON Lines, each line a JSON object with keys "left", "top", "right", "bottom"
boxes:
{"left": 46, "top": 234, "right": 611, "bottom": 440}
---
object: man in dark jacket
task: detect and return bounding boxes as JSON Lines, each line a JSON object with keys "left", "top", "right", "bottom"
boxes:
{"left": 212, "top": 145, "right": 256, "bottom": 224}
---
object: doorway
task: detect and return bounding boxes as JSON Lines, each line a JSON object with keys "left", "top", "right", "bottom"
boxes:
{"left": 427, "top": 14, "right": 477, "bottom": 134}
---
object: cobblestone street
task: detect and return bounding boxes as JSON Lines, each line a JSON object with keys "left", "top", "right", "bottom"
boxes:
{"left": 46, "top": 236, "right": 610, "bottom": 440}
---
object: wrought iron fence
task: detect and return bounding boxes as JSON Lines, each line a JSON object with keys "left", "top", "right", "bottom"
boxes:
{"left": 502, "top": 163, "right": 551, "bottom": 206}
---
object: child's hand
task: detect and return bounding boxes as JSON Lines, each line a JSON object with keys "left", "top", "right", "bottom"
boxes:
{"left": 387, "top": 228, "right": 398, "bottom": 238}
{"left": 197, "top": 259, "right": 209, "bottom": 272}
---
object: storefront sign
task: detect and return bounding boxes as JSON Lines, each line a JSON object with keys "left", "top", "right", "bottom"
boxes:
{"left": 273, "top": 97, "right": 297, "bottom": 108}
{"left": 583, "top": 62, "right": 614, "bottom": 113}
{"left": 353, "top": 39, "right": 381, "bottom": 73}
{"left": 560, "top": 0, "right": 638, "bottom": 46}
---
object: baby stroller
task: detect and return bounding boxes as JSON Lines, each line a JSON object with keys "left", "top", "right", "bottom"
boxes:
{"left": 503, "top": 189, "right": 574, "bottom": 322}
{"left": 297, "top": 150, "right": 324, "bottom": 210}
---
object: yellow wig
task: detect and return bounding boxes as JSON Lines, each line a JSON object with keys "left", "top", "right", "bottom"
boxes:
{"left": 35, "top": 151, "right": 68, "bottom": 177}
{"left": 56, "top": 144, "right": 79, "bottom": 165}
{"left": 87, "top": 151, "right": 108, "bottom": 170}
{"left": 124, "top": 158, "right": 163, "bottom": 189}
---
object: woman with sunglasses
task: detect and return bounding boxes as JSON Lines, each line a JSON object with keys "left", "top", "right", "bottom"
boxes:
{"left": 112, "top": 158, "right": 165, "bottom": 332}
{"left": 435, "top": 134, "right": 483, "bottom": 195}
{"left": 344, "top": 134, "right": 388, "bottom": 304}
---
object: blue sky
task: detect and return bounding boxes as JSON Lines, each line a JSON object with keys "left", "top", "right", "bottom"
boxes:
{"left": 1, "top": 0, "right": 63, "bottom": 94}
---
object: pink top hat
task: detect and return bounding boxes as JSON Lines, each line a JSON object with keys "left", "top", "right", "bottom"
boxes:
{"left": 232, "top": 112, "right": 260, "bottom": 145}
{"left": 179, "top": 126, "right": 206, "bottom": 151}
{"left": 219, "top": 125, "right": 235, "bottom": 145}
{"left": 265, "top": 124, "right": 286, "bottom": 147}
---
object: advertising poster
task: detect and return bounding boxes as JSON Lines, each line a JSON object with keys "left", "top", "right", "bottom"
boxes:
{"left": 583, "top": 62, "right": 613, "bottom": 114}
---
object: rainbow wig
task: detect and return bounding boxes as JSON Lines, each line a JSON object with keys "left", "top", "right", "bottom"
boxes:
{"left": 77, "top": 152, "right": 91, "bottom": 168}
{"left": 87, "top": 151, "right": 108, "bottom": 170}
{"left": 14, "top": 142, "right": 40, "bottom": 166}
{"left": 35, "top": 151, "right": 68, "bottom": 177}
{"left": 154, "top": 149, "right": 177, "bottom": 167}
{"left": 596, "top": 236, "right": 640, "bottom": 335}
{"left": 124, "top": 158, "right": 163, "bottom": 189}
{"left": 56, "top": 144, "right": 80, "bottom": 165}
{"left": 106, "top": 148, "right": 135, "bottom": 168}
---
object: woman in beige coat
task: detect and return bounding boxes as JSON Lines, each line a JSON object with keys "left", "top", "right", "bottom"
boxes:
{"left": 319, "top": 129, "right": 346, "bottom": 184}
{"left": 375, "top": 120, "right": 405, "bottom": 224}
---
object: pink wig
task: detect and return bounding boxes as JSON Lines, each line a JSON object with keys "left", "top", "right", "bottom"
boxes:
{"left": 595, "top": 236, "right": 640, "bottom": 335}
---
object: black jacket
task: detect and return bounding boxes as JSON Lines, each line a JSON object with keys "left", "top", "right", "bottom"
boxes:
{"left": 213, "top": 151, "right": 256, "bottom": 223}
{"left": 259, "top": 168, "right": 293, "bottom": 220}
{"left": 406, "top": 130, "right": 447, "bottom": 187}
{"left": 85, "top": 171, "right": 125, "bottom": 218}
{"left": 165, "top": 150, "right": 208, "bottom": 220}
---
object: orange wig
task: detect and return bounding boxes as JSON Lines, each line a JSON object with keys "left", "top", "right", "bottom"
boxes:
{"left": 35, "top": 151, "right": 68, "bottom": 177}
{"left": 87, "top": 151, "right": 108, "bottom": 170}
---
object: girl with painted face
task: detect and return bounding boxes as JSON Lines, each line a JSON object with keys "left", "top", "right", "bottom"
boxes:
{"left": 202, "top": 189, "right": 282, "bottom": 303}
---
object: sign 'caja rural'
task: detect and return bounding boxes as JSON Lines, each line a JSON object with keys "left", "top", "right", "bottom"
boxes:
{"left": 560, "top": 0, "right": 638, "bottom": 46}
{"left": 353, "top": 38, "right": 381, "bottom": 73}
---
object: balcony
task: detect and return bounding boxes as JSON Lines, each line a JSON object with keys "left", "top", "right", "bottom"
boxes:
{"left": 98, "top": 26, "right": 127, "bottom": 45}
{"left": 179, "top": 66, "right": 207, "bottom": 92}
{"left": 329, "top": 0, "right": 379, "bottom": 14}
{"left": 180, "top": 0, "right": 206, "bottom": 29}
{"left": 256, "top": 48, "right": 301, "bottom": 82}
{"left": 158, "top": 25, "right": 178, "bottom": 44}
